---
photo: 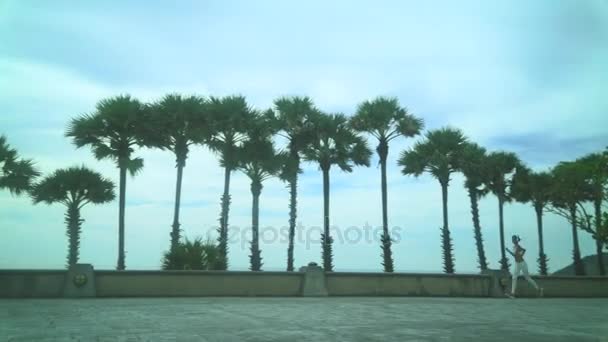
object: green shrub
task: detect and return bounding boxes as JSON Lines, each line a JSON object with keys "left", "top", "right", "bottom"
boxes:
{"left": 161, "top": 237, "right": 223, "bottom": 270}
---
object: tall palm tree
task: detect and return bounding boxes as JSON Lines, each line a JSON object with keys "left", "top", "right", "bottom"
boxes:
{"left": 549, "top": 161, "right": 592, "bottom": 276}
{"left": 575, "top": 153, "right": 607, "bottom": 275}
{"left": 66, "top": 95, "right": 156, "bottom": 270}
{"left": 206, "top": 95, "right": 251, "bottom": 270}
{"left": 458, "top": 142, "right": 490, "bottom": 271}
{"left": 237, "top": 113, "right": 284, "bottom": 271}
{"left": 350, "top": 97, "right": 423, "bottom": 272}
{"left": 511, "top": 166, "right": 553, "bottom": 275}
{"left": 484, "top": 151, "right": 521, "bottom": 271}
{"left": 398, "top": 127, "right": 467, "bottom": 274}
{"left": 267, "top": 96, "right": 318, "bottom": 271}
{"left": 148, "top": 94, "right": 211, "bottom": 251}
{"left": 30, "top": 166, "right": 115, "bottom": 267}
{"left": 303, "top": 112, "right": 371, "bottom": 271}
{"left": 0, "top": 135, "right": 40, "bottom": 195}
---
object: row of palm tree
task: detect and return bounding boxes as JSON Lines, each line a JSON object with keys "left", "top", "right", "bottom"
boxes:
{"left": 2, "top": 94, "right": 606, "bottom": 274}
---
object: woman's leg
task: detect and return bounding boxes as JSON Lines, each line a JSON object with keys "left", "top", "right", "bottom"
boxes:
{"left": 511, "top": 262, "right": 522, "bottom": 295}
{"left": 522, "top": 262, "right": 539, "bottom": 290}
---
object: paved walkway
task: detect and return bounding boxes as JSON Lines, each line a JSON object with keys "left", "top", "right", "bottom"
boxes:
{"left": 1, "top": 297, "right": 607, "bottom": 341}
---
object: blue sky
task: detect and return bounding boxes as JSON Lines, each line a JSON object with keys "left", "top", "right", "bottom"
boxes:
{"left": 1, "top": 0, "right": 607, "bottom": 272}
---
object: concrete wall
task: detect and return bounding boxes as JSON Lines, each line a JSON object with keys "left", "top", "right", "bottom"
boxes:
{"left": 0, "top": 270, "right": 65, "bottom": 298}
{"left": 326, "top": 272, "right": 490, "bottom": 297}
{"left": 95, "top": 271, "right": 304, "bottom": 297}
{"left": 514, "top": 275, "right": 608, "bottom": 298}
{"left": 2, "top": 269, "right": 608, "bottom": 298}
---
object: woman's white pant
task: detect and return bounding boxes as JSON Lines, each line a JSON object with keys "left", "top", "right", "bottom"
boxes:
{"left": 512, "top": 261, "right": 539, "bottom": 294}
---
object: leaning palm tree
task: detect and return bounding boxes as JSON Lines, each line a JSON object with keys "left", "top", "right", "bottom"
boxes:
{"left": 237, "top": 113, "right": 284, "bottom": 271}
{"left": 147, "top": 94, "right": 211, "bottom": 251}
{"left": 66, "top": 95, "right": 156, "bottom": 270}
{"left": 206, "top": 95, "right": 251, "bottom": 270}
{"left": 548, "top": 161, "right": 592, "bottom": 276}
{"left": 30, "top": 166, "right": 115, "bottom": 267}
{"left": 0, "top": 135, "right": 40, "bottom": 195}
{"left": 458, "top": 142, "right": 490, "bottom": 271}
{"left": 576, "top": 153, "right": 607, "bottom": 276}
{"left": 398, "top": 127, "right": 467, "bottom": 274}
{"left": 303, "top": 112, "right": 371, "bottom": 271}
{"left": 350, "top": 97, "right": 423, "bottom": 272}
{"left": 510, "top": 166, "right": 553, "bottom": 275}
{"left": 484, "top": 151, "right": 521, "bottom": 271}
{"left": 267, "top": 96, "right": 318, "bottom": 271}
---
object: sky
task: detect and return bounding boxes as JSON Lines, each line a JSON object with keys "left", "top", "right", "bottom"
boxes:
{"left": 1, "top": 0, "right": 607, "bottom": 273}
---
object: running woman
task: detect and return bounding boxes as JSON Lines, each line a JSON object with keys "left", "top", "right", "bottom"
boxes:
{"left": 506, "top": 235, "right": 543, "bottom": 298}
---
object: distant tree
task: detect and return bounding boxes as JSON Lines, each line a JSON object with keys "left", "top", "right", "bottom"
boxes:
{"left": 206, "top": 96, "right": 252, "bottom": 270}
{"left": 458, "top": 142, "right": 490, "bottom": 271}
{"left": 571, "top": 152, "right": 608, "bottom": 275}
{"left": 351, "top": 97, "right": 423, "bottom": 272}
{"left": 237, "top": 113, "right": 284, "bottom": 271}
{"left": 0, "top": 135, "right": 40, "bottom": 195}
{"left": 303, "top": 112, "right": 371, "bottom": 271}
{"left": 485, "top": 151, "right": 521, "bottom": 271}
{"left": 511, "top": 166, "right": 552, "bottom": 275}
{"left": 31, "top": 166, "right": 115, "bottom": 267}
{"left": 398, "top": 127, "right": 467, "bottom": 274}
{"left": 267, "top": 96, "right": 318, "bottom": 271}
{"left": 547, "top": 161, "right": 593, "bottom": 276}
{"left": 147, "top": 94, "right": 211, "bottom": 251}
{"left": 66, "top": 95, "right": 157, "bottom": 270}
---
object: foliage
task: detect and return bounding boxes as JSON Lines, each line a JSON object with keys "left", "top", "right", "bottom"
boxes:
{"left": 161, "top": 237, "right": 223, "bottom": 270}
{"left": 398, "top": 127, "right": 467, "bottom": 185}
{"left": 0, "top": 135, "right": 40, "bottom": 195}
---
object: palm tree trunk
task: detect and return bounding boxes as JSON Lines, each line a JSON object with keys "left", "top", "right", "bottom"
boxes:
{"left": 65, "top": 202, "right": 83, "bottom": 267}
{"left": 170, "top": 162, "right": 184, "bottom": 251}
{"left": 286, "top": 176, "right": 297, "bottom": 271}
{"left": 322, "top": 167, "right": 333, "bottom": 272}
{"left": 570, "top": 206, "right": 585, "bottom": 276}
{"left": 378, "top": 140, "right": 393, "bottom": 272}
{"left": 250, "top": 181, "right": 263, "bottom": 271}
{"left": 217, "top": 166, "right": 231, "bottom": 270}
{"left": 498, "top": 196, "right": 509, "bottom": 271}
{"left": 440, "top": 181, "right": 455, "bottom": 273}
{"left": 468, "top": 186, "right": 488, "bottom": 271}
{"left": 117, "top": 165, "right": 127, "bottom": 270}
{"left": 535, "top": 204, "right": 548, "bottom": 275}
{"left": 594, "top": 199, "right": 605, "bottom": 276}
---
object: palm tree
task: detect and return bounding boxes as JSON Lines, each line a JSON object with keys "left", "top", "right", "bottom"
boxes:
{"left": 350, "top": 97, "right": 423, "bottom": 272}
{"left": 237, "top": 113, "right": 284, "bottom": 271}
{"left": 303, "top": 112, "right": 371, "bottom": 271}
{"left": 484, "top": 151, "right": 521, "bottom": 271}
{"left": 458, "top": 142, "right": 490, "bottom": 271}
{"left": 206, "top": 95, "right": 251, "bottom": 270}
{"left": 148, "top": 94, "right": 211, "bottom": 251}
{"left": 574, "top": 153, "right": 607, "bottom": 275}
{"left": 511, "top": 166, "right": 552, "bottom": 275}
{"left": 0, "top": 135, "right": 40, "bottom": 195}
{"left": 398, "top": 127, "right": 467, "bottom": 274}
{"left": 30, "top": 166, "right": 115, "bottom": 267}
{"left": 66, "top": 95, "right": 156, "bottom": 270}
{"left": 267, "top": 96, "right": 318, "bottom": 271}
{"left": 549, "top": 161, "right": 592, "bottom": 276}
